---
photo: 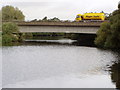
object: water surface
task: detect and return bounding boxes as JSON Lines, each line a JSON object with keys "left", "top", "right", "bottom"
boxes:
{"left": 2, "top": 40, "right": 120, "bottom": 88}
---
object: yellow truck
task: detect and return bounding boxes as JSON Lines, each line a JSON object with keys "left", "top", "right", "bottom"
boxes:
{"left": 75, "top": 13, "right": 105, "bottom": 21}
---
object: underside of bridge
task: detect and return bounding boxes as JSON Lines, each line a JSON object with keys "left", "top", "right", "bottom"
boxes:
{"left": 73, "top": 33, "right": 97, "bottom": 47}
{"left": 18, "top": 25, "right": 98, "bottom": 47}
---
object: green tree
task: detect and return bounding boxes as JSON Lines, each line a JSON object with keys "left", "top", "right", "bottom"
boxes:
{"left": 49, "top": 17, "right": 60, "bottom": 22}
{"left": 2, "top": 5, "right": 25, "bottom": 21}
{"left": 95, "top": 2, "right": 120, "bottom": 49}
{"left": 2, "top": 22, "right": 21, "bottom": 45}
{"left": 95, "top": 22, "right": 110, "bottom": 48}
{"left": 42, "top": 16, "right": 47, "bottom": 21}
{"left": 118, "top": 1, "right": 120, "bottom": 9}
{"left": 2, "top": 22, "right": 19, "bottom": 34}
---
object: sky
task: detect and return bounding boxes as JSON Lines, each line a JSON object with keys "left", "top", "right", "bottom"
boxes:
{"left": 1, "top": 0, "right": 120, "bottom": 21}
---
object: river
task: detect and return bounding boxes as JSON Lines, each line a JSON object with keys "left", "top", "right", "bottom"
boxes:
{"left": 2, "top": 39, "right": 120, "bottom": 88}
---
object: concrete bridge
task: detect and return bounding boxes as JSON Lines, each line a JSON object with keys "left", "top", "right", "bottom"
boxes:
{"left": 16, "top": 21, "right": 107, "bottom": 34}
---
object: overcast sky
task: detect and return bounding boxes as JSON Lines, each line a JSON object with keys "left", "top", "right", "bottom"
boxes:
{"left": 1, "top": 0, "right": 120, "bottom": 21}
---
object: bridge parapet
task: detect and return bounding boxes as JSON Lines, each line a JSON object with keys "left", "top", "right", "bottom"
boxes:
{"left": 16, "top": 21, "right": 108, "bottom": 27}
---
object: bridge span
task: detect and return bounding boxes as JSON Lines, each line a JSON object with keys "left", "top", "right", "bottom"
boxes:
{"left": 17, "top": 21, "right": 106, "bottom": 34}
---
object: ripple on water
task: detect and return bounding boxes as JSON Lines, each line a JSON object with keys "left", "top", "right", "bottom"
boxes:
{"left": 2, "top": 45, "right": 118, "bottom": 88}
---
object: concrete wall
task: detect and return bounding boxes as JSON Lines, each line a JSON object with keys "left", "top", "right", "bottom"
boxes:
{"left": 19, "top": 26, "right": 100, "bottom": 34}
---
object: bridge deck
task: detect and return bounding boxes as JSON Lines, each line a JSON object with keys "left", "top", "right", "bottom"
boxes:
{"left": 3, "top": 21, "right": 108, "bottom": 33}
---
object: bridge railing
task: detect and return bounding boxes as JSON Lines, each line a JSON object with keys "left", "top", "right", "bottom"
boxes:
{"left": 3, "top": 20, "right": 109, "bottom": 27}
{"left": 17, "top": 21, "right": 106, "bottom": 27}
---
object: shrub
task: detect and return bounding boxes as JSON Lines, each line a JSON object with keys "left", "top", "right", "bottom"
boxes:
{"left": 2, "top": 22, "right": 22, "bottom": 46}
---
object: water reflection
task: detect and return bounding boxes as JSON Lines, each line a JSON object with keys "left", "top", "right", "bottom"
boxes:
{"left": 25, "top": 39, "right": 77, "bottom": 44}
{"left": 110, "top": 52, "right": 120, "bottom": 89}
{"left": 22, "top": 39, "right": 94, "bottom": 47}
